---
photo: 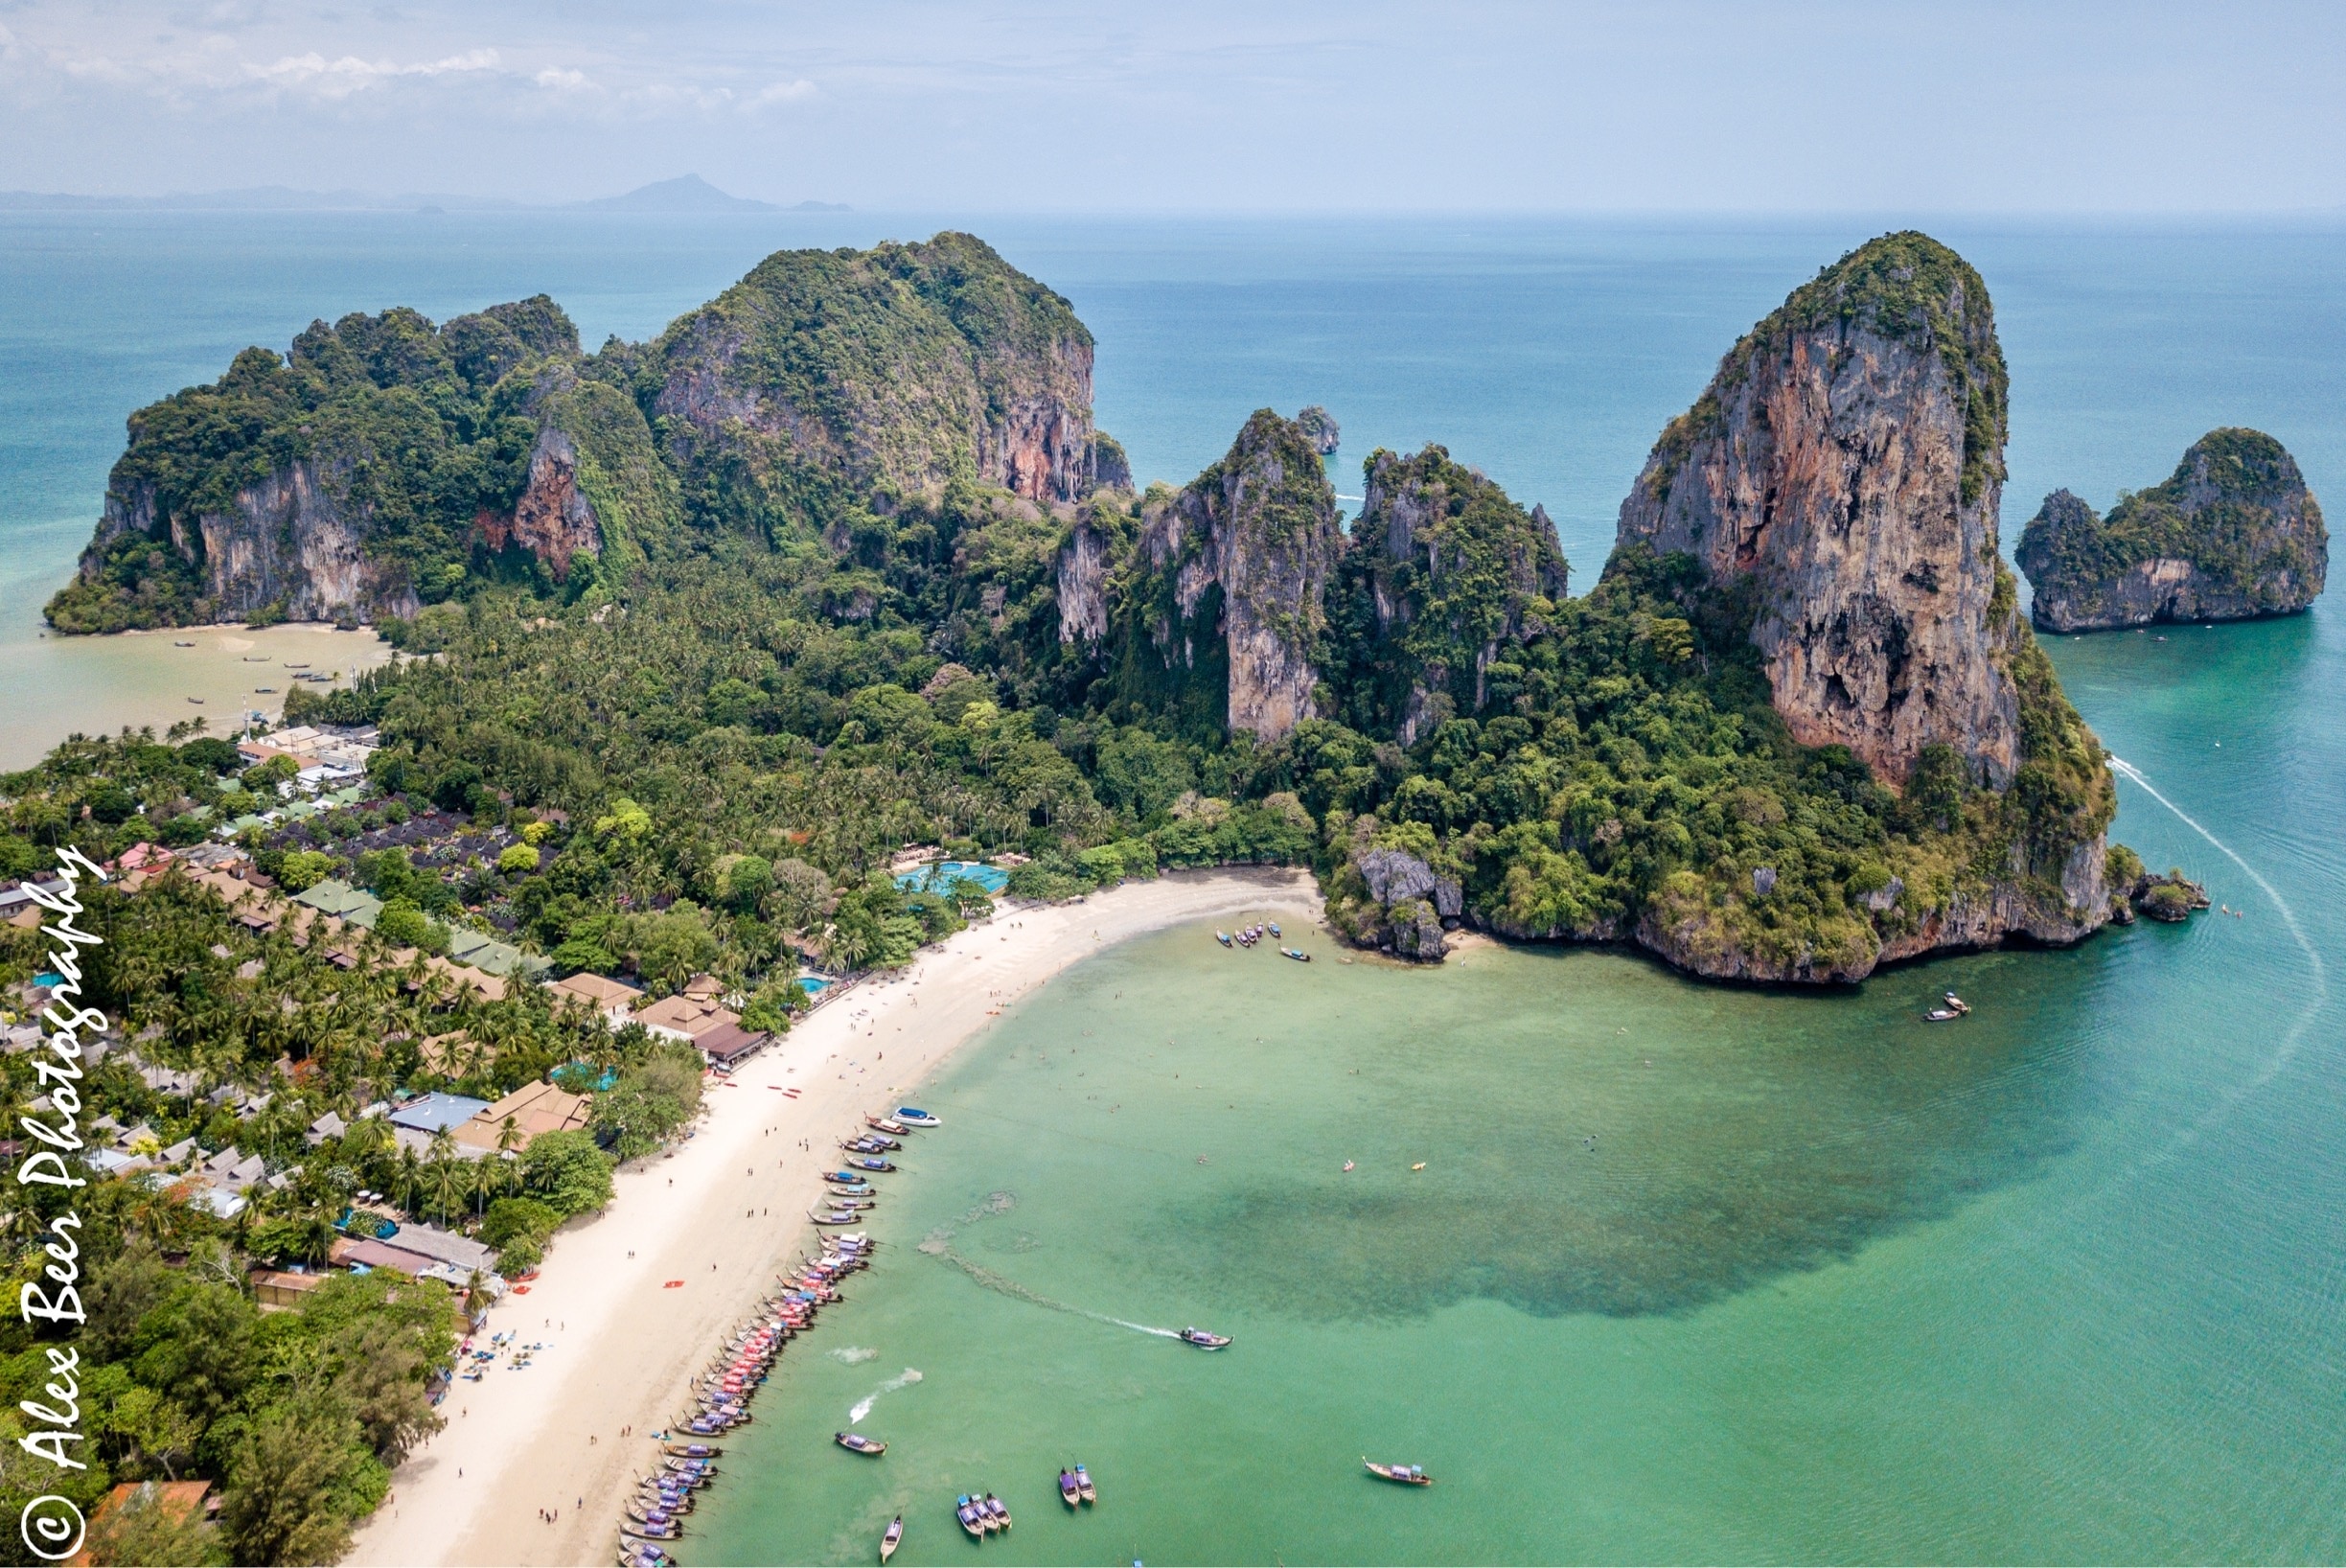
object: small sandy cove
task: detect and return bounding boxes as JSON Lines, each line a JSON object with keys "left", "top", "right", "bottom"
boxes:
{"left": 346, "top": 866, "right": 1321, "bottom": 1568}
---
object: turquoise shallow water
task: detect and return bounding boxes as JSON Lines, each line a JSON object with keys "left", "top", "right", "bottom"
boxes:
{"left": 2, "top": 215, "right": 2342, "bottom": 1559}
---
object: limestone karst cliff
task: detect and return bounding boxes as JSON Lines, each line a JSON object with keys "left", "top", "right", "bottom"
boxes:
{"left": 48, "top": 238, "right": 1119, "bottom": 634}
{"left": 650, "top": 232, "right": 1108, "bottom": 518}
{"left": 1328, "top": 445, "right": 1570, "bottom": 745}
{"left": 1615, "top": 231, "right": 2020, "bottom": 789}
{"left": 1598, "top": 231, "right": 2116, "bottom": 980}
{"left": 1072, "top": 410, "right": 1344, "bottom": 743}
{"left": 2017, "top": 428, "right": 2327, "bottom": 631}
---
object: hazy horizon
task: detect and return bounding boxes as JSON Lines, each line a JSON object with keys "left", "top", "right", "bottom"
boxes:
{"left": 4, "top": 1, "right": 2344, "bottom": 215}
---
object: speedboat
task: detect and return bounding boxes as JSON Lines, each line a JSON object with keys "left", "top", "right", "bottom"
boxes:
{"left": 956, "top": 1496, "right": 985, "bottom": 1540}
{"left": 1178, "top": 1326, "right": 1231, "bottom": 1350}
{"left": 1075, "top": 1464, "right": 1096, "bottom": 1504}
{"left": 895, "top": 1107, "right": 942, "bottom": 1127}
{"left": 836, "top": 1431, "right": 886, "bottom": 1455}
{"left": 1364, "top": 1458, "right": 1432, "bottom": 1486}
{"left": 881, "top": 1516, "right": 903, "bottom": 1563}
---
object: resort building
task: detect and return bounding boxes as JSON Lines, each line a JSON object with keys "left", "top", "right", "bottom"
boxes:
{"left": 448, "top": 1080, "right": 593, "bottom": 1155}
{"left": 547, "top": 970, "right": 644, "bottom": 1026}
{"left": 634, "top": 990, "right": 740, "bottom": 1045}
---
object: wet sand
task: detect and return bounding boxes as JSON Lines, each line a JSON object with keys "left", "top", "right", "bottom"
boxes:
{"left": 0, "top": 622, "right": 395, "bottom": 769}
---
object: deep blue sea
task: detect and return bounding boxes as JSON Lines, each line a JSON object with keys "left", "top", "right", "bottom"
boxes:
{"left": 3, "top": 214, "right": 2341, "bottom": 1559}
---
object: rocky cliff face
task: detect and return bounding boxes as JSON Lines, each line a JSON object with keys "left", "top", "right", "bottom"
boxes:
{"left": 2017, "top": 429, "right": 2327, "bottom": 631}
{"left": 1102, "top": 410, "right": 1344, "bottom": 742}
{"left": 1616, "top": 231, "right": 2019, "bottom": 789}
{"left": 196, "top": 459, "right": 422, "bottom": 624}
{"left": 651, "top": 233, "right": 1113, "bottom": 519}
{"left": 1334, "top": 446, "right": 1569, "bottom": 744}
{"left": 1591, "top": 232, "right": 2117, "bottom": 980}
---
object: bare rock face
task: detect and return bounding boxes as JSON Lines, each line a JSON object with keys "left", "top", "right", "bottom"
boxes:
{"left": 1335, "top": 446, "right": 1569, "bottom": 744}
{"left": 1615, "top": 231, "right": 2019, "bottom": 788}
{"left": 487, "top": 428, "right": 601, "bottom": 581}
{"left": 195, "top": 460, "right": 420, "bottom": 623}
{"left": 1116, "top": 410, "right": 1345, "bottom": 742}
{"left": 1323, "top": 839, "right": 1462, "bottom": 962}
{"left": 1605, "top": 232, "right": 2118, "bottom": 979}
{"left": 1055, "top": 505, "right": 1116, "bottom": 650}
{"left": 652, "top": 233, "right": 1114, "bottom": 517}
{"left": 2018, "top": 429, "right": 2327, "bottom": 632}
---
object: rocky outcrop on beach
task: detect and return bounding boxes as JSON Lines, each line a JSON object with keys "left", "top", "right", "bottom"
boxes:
{"left": 1323, "top": 834, "right": 1464, "bottom": 961}
{"left": 1332, "top": 446, "right": 1570, "bottom": 744}
{"left": 650, "top": 232, "right": 1112, "bottom": 510}
{"left": 1100, "top": 409, "right": 1345, "bottom": 742}
{"left": 2017, "top": 429, "right": 2327, "bottom": 632}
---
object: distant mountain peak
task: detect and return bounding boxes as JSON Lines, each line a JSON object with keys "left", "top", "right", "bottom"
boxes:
{"left": 573, "top": 175, "right": 778, "bottom": 214}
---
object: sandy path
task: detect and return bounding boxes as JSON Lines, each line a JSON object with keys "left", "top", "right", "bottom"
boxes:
{"left": 346, "top": 866, "right": 1321, "bottom": 1568}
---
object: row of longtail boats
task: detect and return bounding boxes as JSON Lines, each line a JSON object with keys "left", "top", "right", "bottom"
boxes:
{"left": 616, "top": 1086, "right": 1430, "bottom": 1568}
{"left": 620, "top": 1109, "right": 944, "bottom": 1566}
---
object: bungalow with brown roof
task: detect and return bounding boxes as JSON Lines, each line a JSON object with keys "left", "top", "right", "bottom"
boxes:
{"left": 634, "top": 992, "right": 739, "bottom": 1044}
{"left": 547, "top": 971, "right": 644, "bottom": 1027}
{"left": 694, "top": 1019, "right": 772, "bottom": 1068}
{"left": 70, "top": 1481, "right": 215, "bottom": 1565}
{"left": 448, "top": 1079, "right": 591, "bottom": 1155}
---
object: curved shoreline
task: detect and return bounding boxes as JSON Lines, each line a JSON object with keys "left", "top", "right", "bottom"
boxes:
{"left": 344, "top": 865, "right": 1323, "bottom": 1568}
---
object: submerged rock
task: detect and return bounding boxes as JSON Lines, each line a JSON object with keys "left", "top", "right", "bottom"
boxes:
{"left": 2017, "top": 429, "right": 2327, "bottom": 632}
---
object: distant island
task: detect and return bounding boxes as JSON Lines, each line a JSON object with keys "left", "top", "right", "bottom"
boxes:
{"left": 0, "top": 173, "right": 847, "bottom": 215}
{"left": 2017, "top": 428, "right": 2327, "bottom": 632}
{"left": 40, "top": 228, "right": 2174, "bottom": 984}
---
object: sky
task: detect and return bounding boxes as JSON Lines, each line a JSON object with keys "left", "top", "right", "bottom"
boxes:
{"left": 2, "top": 0, "right": 2344, "bottom": 213}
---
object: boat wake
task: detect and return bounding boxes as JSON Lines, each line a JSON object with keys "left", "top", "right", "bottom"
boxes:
{"left": 848, "top": 1368, "right": 922, "bottom": 1422}
{"left": 827, "top": 1346, "right": 877, "bottom": 1365}
{"left": 932, "top": 1249, "right": 1180, "bottom": 1338}
{"left": 2107, "top": 755, "right": 2329, "bottom": 1141}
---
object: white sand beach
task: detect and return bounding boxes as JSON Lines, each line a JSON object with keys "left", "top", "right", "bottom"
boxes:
{"left": 345, "top": 865, "right": 1322, "bottom": 1568}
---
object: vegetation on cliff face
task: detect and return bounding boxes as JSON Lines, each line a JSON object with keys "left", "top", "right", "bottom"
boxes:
{"left": 47, "top": 235, "right": 1114, "bottom": 635}
{"left": 1327, "top": 444, "right": 1570, "bottom": 746}
{"left": 45, "top": 297, "right": 584, "bottom": 633}
{"left": 2016, "top": 427, "right": 2328, "bottom": 630}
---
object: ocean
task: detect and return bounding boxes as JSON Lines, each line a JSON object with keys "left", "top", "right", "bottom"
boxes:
{"left": 3, "top": 212, "right": 2340, "bottom": 1560}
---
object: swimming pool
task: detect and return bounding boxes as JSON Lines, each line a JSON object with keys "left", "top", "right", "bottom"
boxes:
{"left": 892, "top": 860, "right": 1009, "bottom": 895}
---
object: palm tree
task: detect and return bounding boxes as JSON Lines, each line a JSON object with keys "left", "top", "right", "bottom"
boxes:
{"left": 425, "top": 1155, "right": 469, "bottom": 1225}
{"left": 393, "top": 1144, "right": 426, "bottom": 1214}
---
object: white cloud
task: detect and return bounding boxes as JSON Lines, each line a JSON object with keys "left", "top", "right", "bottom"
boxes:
{"left": 751, "top": 78, "right": 815, "bottom": 106}
{"left": 247, "top": 46, "right": 501, "bottom": 99}
{"left": 534, "top": 65, "right": 592, "bottom": 91}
